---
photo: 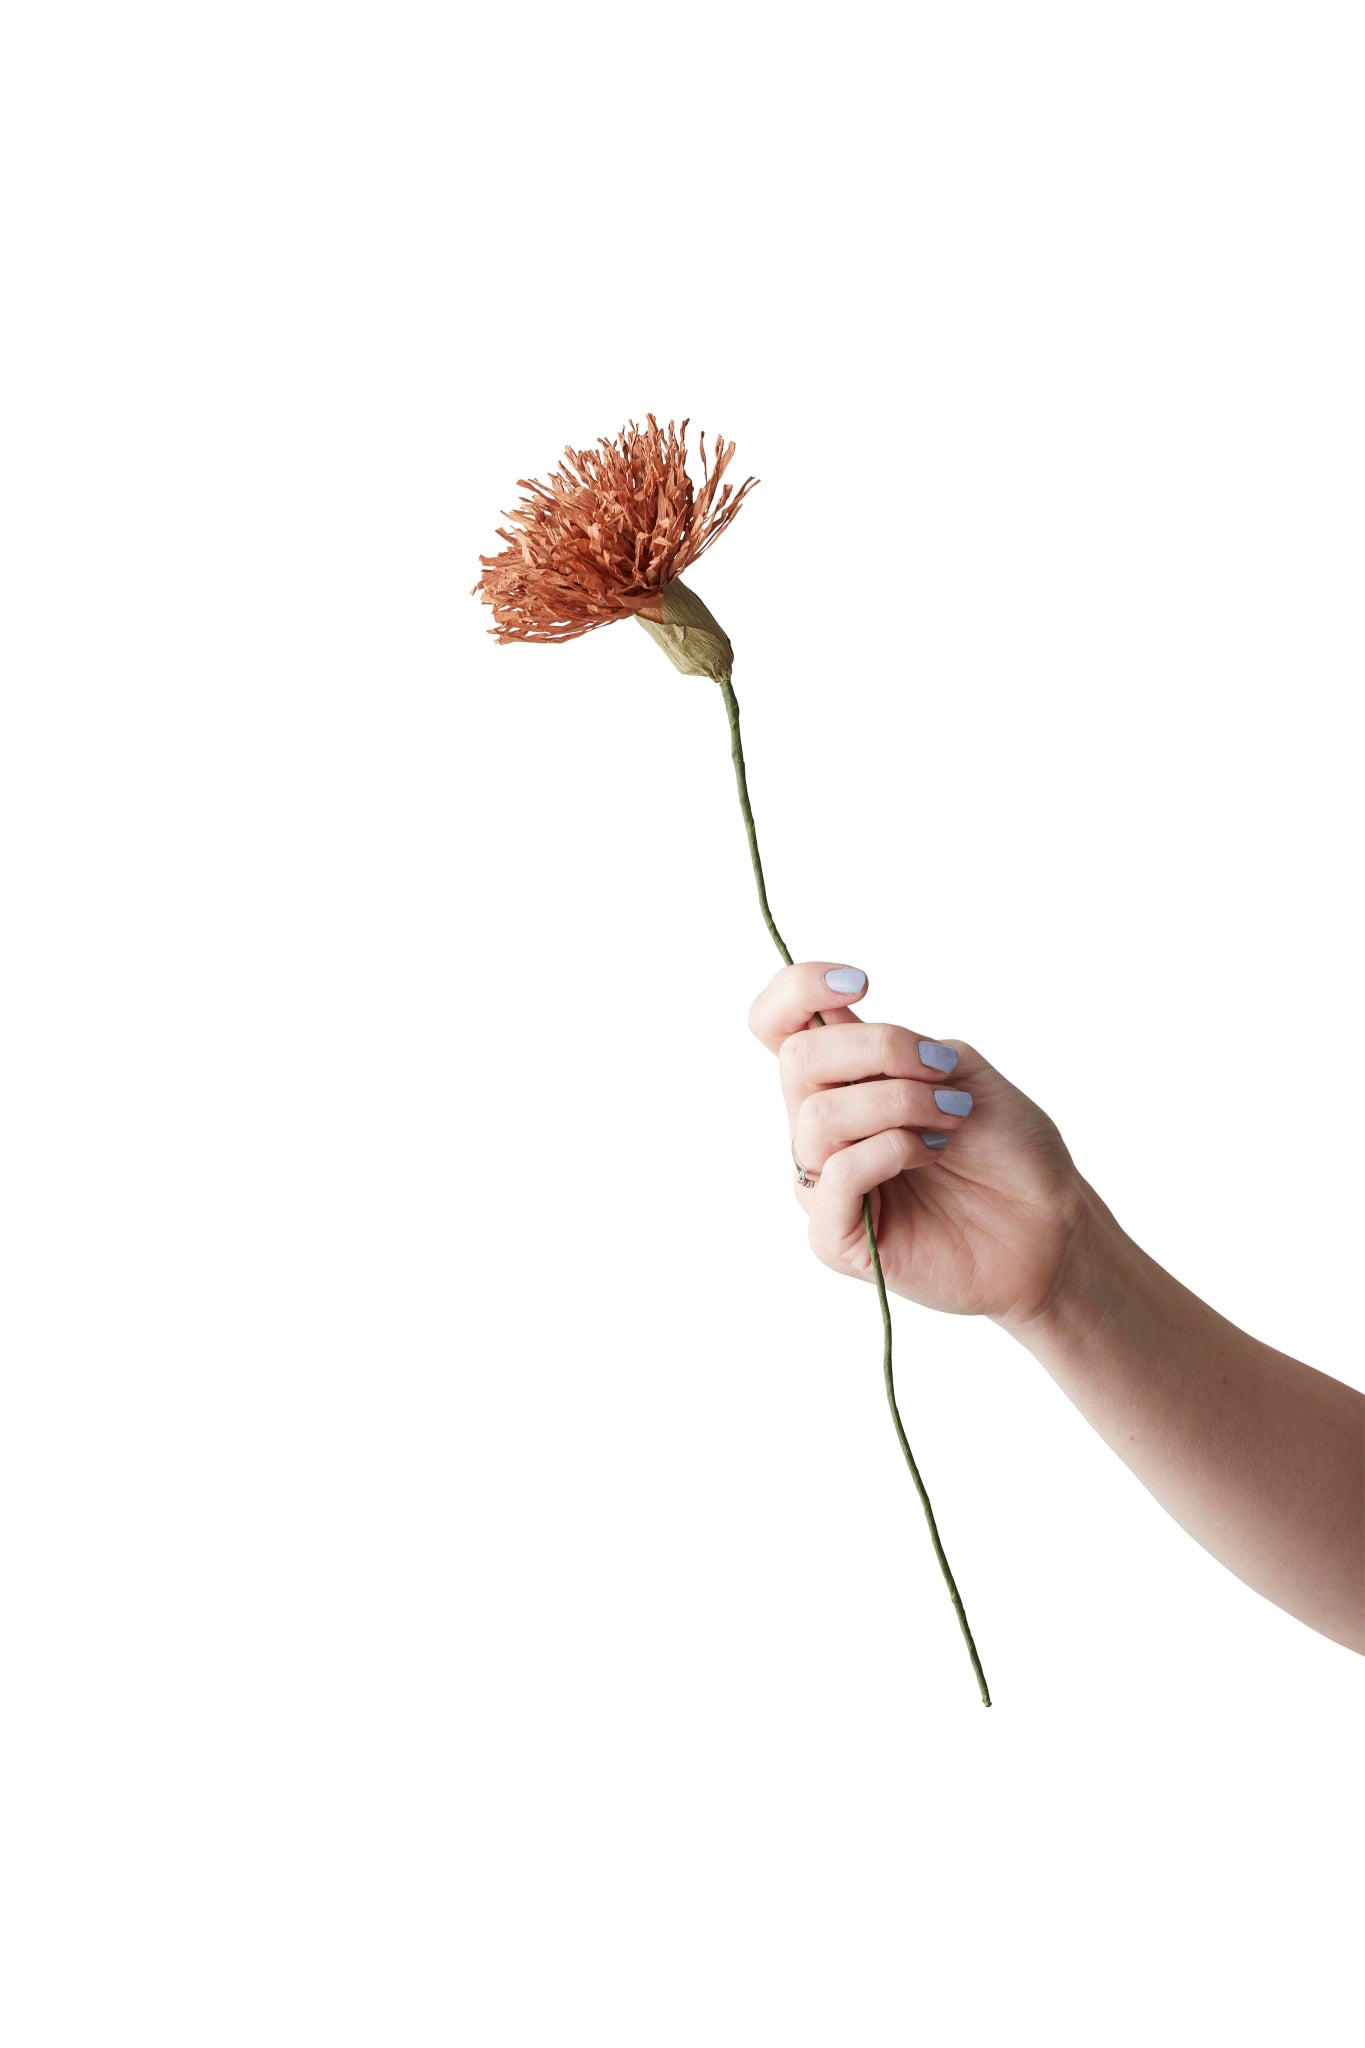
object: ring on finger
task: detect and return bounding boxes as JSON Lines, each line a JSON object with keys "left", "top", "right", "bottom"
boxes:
{"left": 792, "top": 1139, "right": 820, "bottom": 1189}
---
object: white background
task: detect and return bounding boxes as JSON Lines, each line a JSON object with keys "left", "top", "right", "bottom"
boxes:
{"left": 2, "top": 3, "right": 1361, "bottom": 2042}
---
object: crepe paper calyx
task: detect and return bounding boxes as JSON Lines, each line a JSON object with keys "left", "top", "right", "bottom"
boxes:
{"left": 635, "top": 578, "right": 734, "bottom": 683}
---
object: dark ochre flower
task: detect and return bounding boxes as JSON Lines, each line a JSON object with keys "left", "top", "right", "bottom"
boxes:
{"left": 473, "top": 415, "right": 758, "bottom": 646}
{"left": 473, "top": 417, "right": 992, "bottom": 1708}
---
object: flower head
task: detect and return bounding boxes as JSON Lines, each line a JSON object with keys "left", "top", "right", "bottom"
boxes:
{"left": 473, "top": 415, "right": 758, "bottom": 645}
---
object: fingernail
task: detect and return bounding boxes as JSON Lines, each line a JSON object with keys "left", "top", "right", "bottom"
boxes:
{"left": 917, "top": 1040, "right": 959, "bottom": 1073}
{"left": 933, "top": 1088, "right": 973, "bottom": 1117}
{"left": 824, "top": 966, "right": 867, "bottom": 996}
{"left": 921, "top": 1132, "right": 950, "bottom": 1150}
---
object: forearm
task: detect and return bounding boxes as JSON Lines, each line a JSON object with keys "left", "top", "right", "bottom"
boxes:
{"left": 996, "top": 1178, "right": 1365, "bottom": 1653}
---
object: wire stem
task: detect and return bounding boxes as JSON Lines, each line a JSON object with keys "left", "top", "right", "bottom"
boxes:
{"left": 718, "top": 673, "right": 991, "bottom": 1708}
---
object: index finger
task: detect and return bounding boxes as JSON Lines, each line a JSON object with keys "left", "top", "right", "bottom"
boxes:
{"left": 747, "top": 961, "right": 869, "bottom": 1053}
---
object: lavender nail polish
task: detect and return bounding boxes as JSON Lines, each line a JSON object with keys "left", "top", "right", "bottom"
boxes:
{"left": 921, "top": 1132, "right": 950, "bottom": 1150}
{"left": 917, "top": 1040, "right": 959, "bottom": 1074}
{"left": 824, "top": 966, "right": 867, "bottom": 996}
{"left": 933, "top": 1088, "right": 974, "bottom": 1118}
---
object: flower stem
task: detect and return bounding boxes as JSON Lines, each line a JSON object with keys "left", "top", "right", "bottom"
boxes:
{"left": 718, "top": 673, "right": 992, "bottom": 1708}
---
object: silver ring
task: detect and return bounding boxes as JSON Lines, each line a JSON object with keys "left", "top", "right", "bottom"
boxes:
{"left": 792, "top": 1140, "right": 819, "bottom": 1189}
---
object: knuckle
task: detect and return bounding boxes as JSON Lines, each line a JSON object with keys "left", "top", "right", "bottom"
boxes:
{"left": 891, "top": 1078, "right": 921, "bottom": 1125}
{"left": 808, "top": 1089, "right": 839, "bottom": 1139}
{"left": 777, "top": 1030, "right": 807, "bottom": 1084}
{"left": 877, "top": 1127, "right": 913, "bottom": 1176}
{"left": 878, "top": 1021, "right": 911, "bottom": 1073}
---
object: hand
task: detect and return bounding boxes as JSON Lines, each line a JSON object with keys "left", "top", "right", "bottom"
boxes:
{"left": 749, "top": 961, "right": 1085, "bottom": 1326}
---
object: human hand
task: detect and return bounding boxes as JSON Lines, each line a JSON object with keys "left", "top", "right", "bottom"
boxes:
{"left": 749, "top": 962, "right": 1086, "bottom": 1326}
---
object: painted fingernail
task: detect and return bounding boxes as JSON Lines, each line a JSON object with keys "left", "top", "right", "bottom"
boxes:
{"left": 921, "top": 1132, "right": 950, "bottom": 1150}
{"left": 824, "top": 966, "right": 867, "bottom": 995}
{"left": 933, "top": 1088, "right": 974, "bottom": 1117}
{"left": 917, "top": 1040, "right": 959, "bottom": 1073}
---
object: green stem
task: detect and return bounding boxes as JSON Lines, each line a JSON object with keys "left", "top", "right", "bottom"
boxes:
{"left": 864, "top": 1205, "right": 993, "bottom": 1709}
{"left": 718, "top": 674, "right": 794, "bottom": 966}
{"left": 718, "top": 673, "right": 992, "bottom": 1708}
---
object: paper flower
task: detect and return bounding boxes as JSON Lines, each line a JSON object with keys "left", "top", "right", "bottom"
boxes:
{"left": 474, "top": 415, "right": 757, "bottom": 646}
{"left": 474, "top": 417, "right": 991, "bottom": 1707}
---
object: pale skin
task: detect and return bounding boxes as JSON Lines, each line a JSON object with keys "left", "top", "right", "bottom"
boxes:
{"left": 750, "top": 960, "right": 1365, "bottom": 1657}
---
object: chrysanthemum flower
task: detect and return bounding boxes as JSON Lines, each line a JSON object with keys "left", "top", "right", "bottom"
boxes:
{"left": 473, "top": 417, "right": 992, "bottom": 1708}
{"left": 473, "top": 414, "right": 758, "bottom": 648}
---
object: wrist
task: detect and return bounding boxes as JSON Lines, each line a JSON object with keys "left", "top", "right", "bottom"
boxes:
{"left": 992, "top": 1175, "right": 1156, "bottom": 1361}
